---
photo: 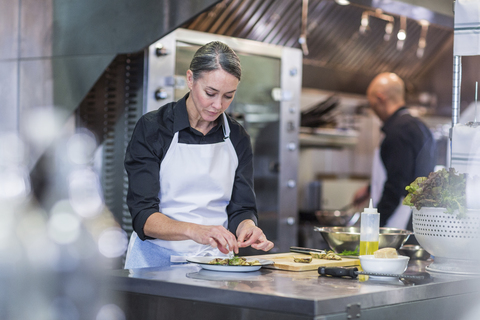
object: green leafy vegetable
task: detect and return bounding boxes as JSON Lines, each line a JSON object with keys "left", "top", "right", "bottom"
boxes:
{"left": 228, "top": 256, "right": 245, "bottom": 266}
{"left": 337, "top": 246, "right": 359, "bottom": 256}
{"left": 403, "top": 168, "right": 467, "bottom": 218}
{"left": 403, "top": 176, "right": 427, "bottom": 206}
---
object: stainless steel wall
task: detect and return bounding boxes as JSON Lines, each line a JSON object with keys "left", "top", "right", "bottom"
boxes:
{"left": 0, "top": 0, "right": 220, "bottom": 164}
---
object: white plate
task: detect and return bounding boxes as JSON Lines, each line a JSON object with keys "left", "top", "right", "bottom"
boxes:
{"left": 186, "top": 270, "right": 265, "bottom": 281}
{"left": 186, "top": 256, "right": 274, "bottom": 272}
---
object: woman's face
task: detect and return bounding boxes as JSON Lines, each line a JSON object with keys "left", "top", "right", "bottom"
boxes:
{"left": 186, "top": 68, "right": 239, "bottom": 123}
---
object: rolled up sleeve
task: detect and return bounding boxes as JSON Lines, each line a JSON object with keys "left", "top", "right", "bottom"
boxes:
{"left": 227, "top": 128, "right": 258, "bottom": 234}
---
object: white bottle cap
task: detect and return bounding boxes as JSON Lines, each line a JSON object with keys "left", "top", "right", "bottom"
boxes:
{"left": 363, "top": 198, "right": 378, "bottom": 214}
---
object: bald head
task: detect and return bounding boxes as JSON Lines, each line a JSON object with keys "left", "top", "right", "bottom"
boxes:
{"left": 367, "top": 73, "right": 405, "bottom": 122}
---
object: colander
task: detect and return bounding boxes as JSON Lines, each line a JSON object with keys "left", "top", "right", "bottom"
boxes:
{"left": 412, "top": 207, "right": 480, "bottom": 274}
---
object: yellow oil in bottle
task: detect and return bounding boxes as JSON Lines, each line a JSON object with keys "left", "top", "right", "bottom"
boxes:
{"left": 359, "top": 240, "right": 379, "bottom": 256}
{"left": 358, "top": 241, "right": 379, "bottom": 279}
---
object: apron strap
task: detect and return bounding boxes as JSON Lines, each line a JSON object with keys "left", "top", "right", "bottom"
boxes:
{"left": 222, "top": 113, "right": 230, "bottom": 140}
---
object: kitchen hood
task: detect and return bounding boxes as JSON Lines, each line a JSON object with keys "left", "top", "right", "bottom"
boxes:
{"left": 179, "top": 0, "right": 465, "bottom": 116}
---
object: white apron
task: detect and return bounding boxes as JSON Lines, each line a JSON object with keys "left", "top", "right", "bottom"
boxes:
{"left": 124, "top": 113, "right": 238, "bottom": 267}
{"left": 371, "top": 147, "right": 412, "bottom": 230}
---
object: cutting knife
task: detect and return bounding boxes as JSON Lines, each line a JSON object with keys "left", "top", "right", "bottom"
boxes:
{"left": 290, "top": 247, "right": 359, "bottom": 259}
{"left": 290, "top": 246, "right": 327, "bottom": 254}
{"left": 318, "top": 266, "right": 431, "bottom": 280}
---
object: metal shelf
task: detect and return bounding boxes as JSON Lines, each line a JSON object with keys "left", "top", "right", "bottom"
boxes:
{"left": 299, "top": 127, "right": 359, "bottom": 148}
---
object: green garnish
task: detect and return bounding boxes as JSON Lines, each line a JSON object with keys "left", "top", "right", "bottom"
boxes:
{"left": 337, "top": 246, "right": 359, "bottom": 256}
{"left": 403, "top": 168, "right": 473, "bottom": 218}
{"left": 228, "top": 256, "right": 245, "bottom": 266}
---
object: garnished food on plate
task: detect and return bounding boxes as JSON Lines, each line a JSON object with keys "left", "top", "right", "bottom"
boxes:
{"left": 209, "top": 258, "right": 229, "bottom": 265}
{"left": 208, "top": 256, "right": 260, "bottom": 266}
{"left": 310, "top": 250, "right": 341, "bottom": 260}
{"left": 294, "top": 256, "right": 313, "bottom": 263}
{"left": 373, "top": 247, "right": 398, "bottom": 259}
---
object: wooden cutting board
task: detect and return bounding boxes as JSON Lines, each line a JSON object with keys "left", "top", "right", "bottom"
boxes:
{"left": 248, "top": 252, "right": 359, "bottom": 271}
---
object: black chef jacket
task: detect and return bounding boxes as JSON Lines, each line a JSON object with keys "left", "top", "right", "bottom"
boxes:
{"left": 378, "top": 107, "right": 436, "bottom": 227}
{"left": 125, "top": 93, "right": 258, "bottom": 241}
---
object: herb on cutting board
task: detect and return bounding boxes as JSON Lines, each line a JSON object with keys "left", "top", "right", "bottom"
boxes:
{"left": 403, "top": 168, "right": 474, "bottom": 218}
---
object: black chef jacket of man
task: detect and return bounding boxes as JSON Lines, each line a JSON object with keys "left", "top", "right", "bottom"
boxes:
{"left": 378, "top": 107, "right": 436, "bottom": 227}
{"left": 124, "top": 93, "right": 258, "bottom": 240}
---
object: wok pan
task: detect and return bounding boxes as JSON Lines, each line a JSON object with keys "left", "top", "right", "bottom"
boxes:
{"left": 314, "top": 194, "right": 368, "bottom": 227}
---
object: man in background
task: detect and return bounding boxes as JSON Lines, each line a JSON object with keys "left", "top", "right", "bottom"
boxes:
{"left": 354, "top": 72, "right": 436, "bottom": 231}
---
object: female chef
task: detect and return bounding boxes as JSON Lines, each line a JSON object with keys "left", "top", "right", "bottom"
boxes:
{"left": 123, "top": 41, "right": 274, "bottom": 268}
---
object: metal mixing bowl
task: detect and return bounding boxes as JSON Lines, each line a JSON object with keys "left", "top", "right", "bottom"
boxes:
{"left": 314, "top": 226, "right": 413, "bottom": 253}
{"left": 398, "top": 244, "right": 431, "bottom": 260}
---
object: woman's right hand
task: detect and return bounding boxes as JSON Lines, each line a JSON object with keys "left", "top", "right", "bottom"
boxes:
{"left": 187, "top": 224, "right": 239, "bottom": 255}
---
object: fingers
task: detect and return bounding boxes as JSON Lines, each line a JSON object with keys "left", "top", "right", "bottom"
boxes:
{"left": 252, "top": 238, "right": 275, "bottom": 251}
{"left": 197, "top": 225, "right": 238, "bottom": 254}
{"left": 190, "top": 223, "right": 274, "bottom": 254}
{"left": 237, "top": 227, "right": 262, "bottom": 247}
{"left": 237, "top": 225, "right": 274, "bottom": 252}
{"left": 236, "top": 220, "right": 260, "bottom": 247}
{"left": 208, "top": 237, "right": 218, "bottom": 249}
{"left": 248, "top": 232, "right": 274, "bottom": 251}
{"left": 213, "top": 239, "right": 230, "bottom": 254}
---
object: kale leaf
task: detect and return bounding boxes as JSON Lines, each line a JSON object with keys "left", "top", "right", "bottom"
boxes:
{"left": 403, "top": 168, "right": 467, "bottom": 218}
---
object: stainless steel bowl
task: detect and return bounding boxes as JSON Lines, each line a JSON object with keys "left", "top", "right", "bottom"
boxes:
{"left": 398, "top": 244, "right": 431, "bottom": 260}
{"left": 314, "top": 226, "right": 413, "bottom": 253}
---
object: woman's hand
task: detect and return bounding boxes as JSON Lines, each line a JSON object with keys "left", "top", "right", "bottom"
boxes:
{"left": 236, "top": 220, "right": 274, "bottom": 251}
{"left": 187, "top": 224, "right": 239, "bottom": 255}
{"left": 144, "top": 213, "right": 239, "bottom": 254}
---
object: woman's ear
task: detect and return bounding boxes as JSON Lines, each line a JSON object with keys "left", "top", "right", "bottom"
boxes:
{"left": 186, "top": 70, "right": 194, "bottom": 90}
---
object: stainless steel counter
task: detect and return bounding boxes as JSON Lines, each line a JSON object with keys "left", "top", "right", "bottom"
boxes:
{"left": 110, "top": 260, "right": 480, "bottom": 320}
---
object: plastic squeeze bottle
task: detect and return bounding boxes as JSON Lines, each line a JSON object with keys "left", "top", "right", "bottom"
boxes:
{"left": 359, "top": 199, "right": 380, "bottom": 256}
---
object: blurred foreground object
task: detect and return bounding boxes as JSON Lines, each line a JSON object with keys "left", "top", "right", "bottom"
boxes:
{"left": 0, "top": 107, "right": 127, "bottom": 319}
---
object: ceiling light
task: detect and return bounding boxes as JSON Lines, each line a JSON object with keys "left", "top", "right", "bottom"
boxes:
{"left": 359, "top": 11, "right": 369, "bottom": 34}
{"left": 385, "top": 22, "right": 394, "bottom": 35}
{"left": 416, "top": 47, "right": 425, "bottom": 58}
{"left": 360, "top": 10, "right": 394, "bottom": 38}
{"left": 397, "top": 16, "right": 407, "bottom": 51}
{"left": 419, "top": 19, "right": 430, "bottom": 27}
{"left": 335, "top": 0, "right": 350, "bottom": 5}
{"left": 384, "top": 22, "right": 394, "bottom": 41}
{"left": 417, "top": 20, "right": 429, "bottom": 58}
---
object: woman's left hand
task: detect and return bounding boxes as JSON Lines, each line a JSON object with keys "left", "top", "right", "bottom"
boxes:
{"left": 236, "top": 220, "right": 274, "bottom": 251}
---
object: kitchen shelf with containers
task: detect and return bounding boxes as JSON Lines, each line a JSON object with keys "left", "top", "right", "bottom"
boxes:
{"left": 299, "top": 88, "right": 367, "bottom": 149}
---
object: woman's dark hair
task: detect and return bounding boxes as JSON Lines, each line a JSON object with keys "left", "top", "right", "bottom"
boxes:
{"left": 189, "top": 41, "right": 241, "bottom": 81}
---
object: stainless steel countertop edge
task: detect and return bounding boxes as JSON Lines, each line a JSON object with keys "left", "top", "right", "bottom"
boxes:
{"left": 111, "top": 275, "right": 317, "bottom": 317}
{"left": 109, "top": 264, "right": 480, "bottom": 316}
